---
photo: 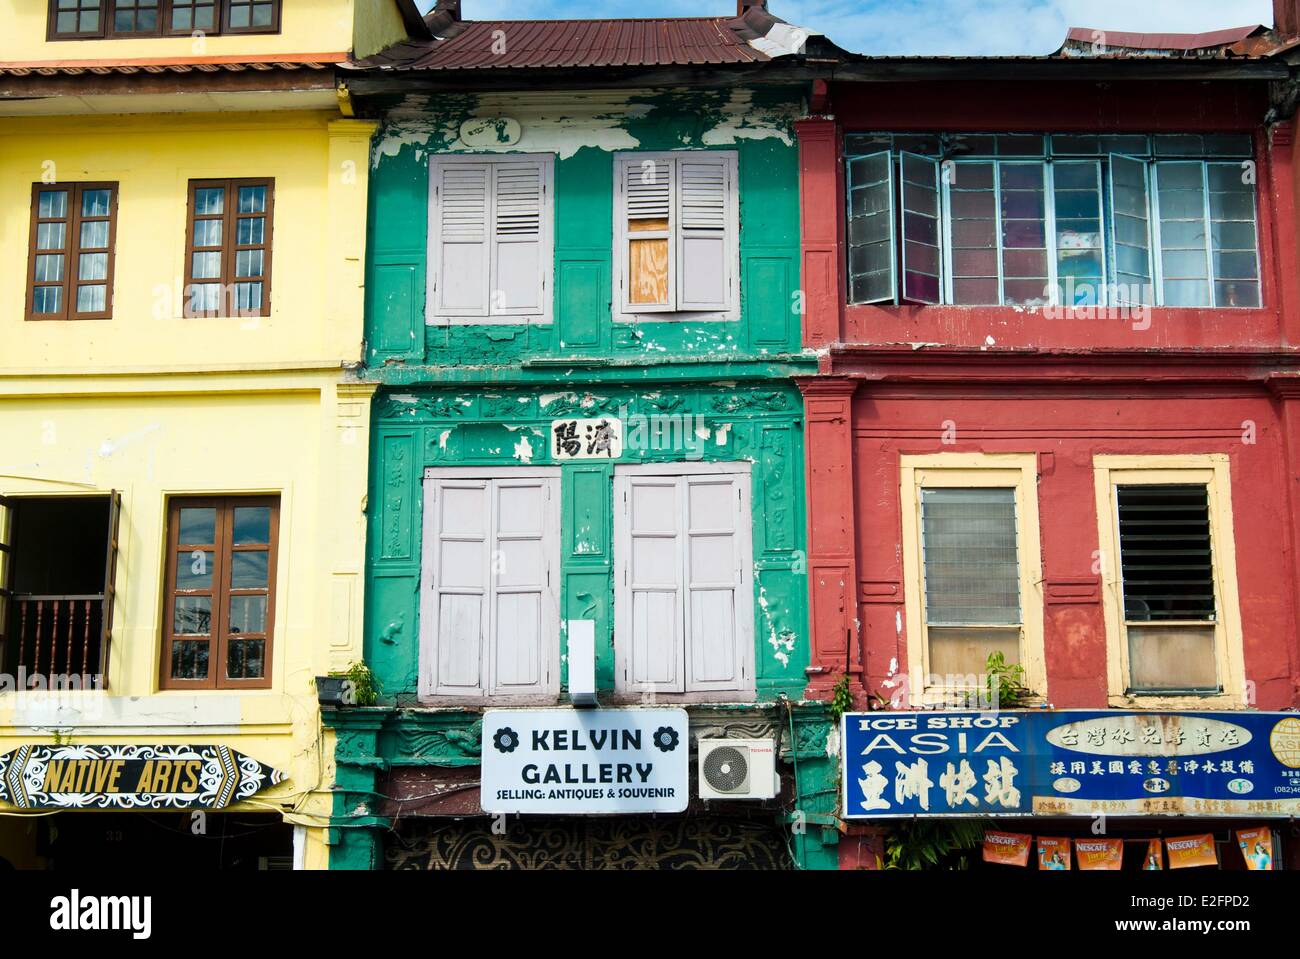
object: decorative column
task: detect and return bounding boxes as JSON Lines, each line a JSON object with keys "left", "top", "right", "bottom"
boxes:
{"left": 1267, "top": 121, "right": 1300, "bottom": 345}
{"left": 795, "top": 114, "right": 845, "bottom": 348}
{"left": 798, "top": 377, "right": 862, "bottom": 699}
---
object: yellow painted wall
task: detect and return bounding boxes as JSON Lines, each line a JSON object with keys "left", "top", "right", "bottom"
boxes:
{"left": 0, "top": 112, "right": 374, "bottom": 374}
{"left": 1, "top": 0, "right": 358, "bottom": 61}
{"left": 352, "top": 0, "right": 411, "bottom": 59}
{"left": 0, "top": 372, "right": 374, "bottom": 846}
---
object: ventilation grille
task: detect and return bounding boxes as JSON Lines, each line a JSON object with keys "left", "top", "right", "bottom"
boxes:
{"left": 701, "top": 744, "right": 749, "bottom": 793}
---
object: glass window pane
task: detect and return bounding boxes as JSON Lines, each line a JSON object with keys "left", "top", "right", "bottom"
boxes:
{"left": 170, "top": 639, "right": 210, "bottom": 680}
{"left": 999, "top": 163, "right": 1048, "bottom": 305}
{"left": 78, "top": 252, "right": 107, "bottom": 281}
{"left": 32, "top": 286, "right": 63, "bottom": 314}
{"left": 238, "top": 185, "right": 266, "bottom": 213}
{"left": 194, "top": 219, "right": 222, "bottom": 247}
{"left": 75, "top": 285, "right": 106, "bottom": 313}
{"left": 173, "top": 596, "right": 212, "bottom": 635}
{"left": 176, "top": 550, "right": 215, "bottom": 590}
{"left": 948, "top": 161, "right": 999, "bottom": 305}
{"left": 188, "top": 284, "right": 222, "bottom": 314}
{"left": 227, "top": 639, "right": 265, "bottom": 679}
{"left": 192, "top": 251, "right": 221, "bottom": 279}
{"left": 252, "top": 3, "right": 274, "bottom": 26}
{"left": 921, "top": 487, "right": 1021, "bottom": 626}
{"left": 195, "top": 187, "right": 224, "bottom": 215}
{"left": 178, "top": 507, "right": 216, "bottom": 544}
{"left": 1155, "top": 162, "right": 1211, "bottom": 307}
{"left": 231, "top": 551, "right": 269, "bottom": 589}
{"left": 81, "top": 189, "right": 110, "bottom": 217}
{"left": 80, "top": 219, "right": 109, "bottom": 249}
{"left": 34, "top": 254, "right": 64, "bottom": 283}
{"left": 1128, "top": 625, "right": 1217, "bottom": 692}
{"left": 235, "top": 249, "right": 263, "bottom": 278}
{"left": 36, "top": 222, "right": 66, "bottom": 250}
{"left": 38, "top": 191, "right": 68, "bottom": 219}
{"left": 233, "top": 506, "right": 271, "bottom": 544}
{"left": 236, "top": 216, "right": 264, "bottom": 245}
{"left": 235, "top": 282, "right": 263, "bottom": 312}
{"left": 229, "top": 595, "right": 267, "bottom": 634}
{"left": 1053, "top": 161, "right": 1103, "bottom": 305}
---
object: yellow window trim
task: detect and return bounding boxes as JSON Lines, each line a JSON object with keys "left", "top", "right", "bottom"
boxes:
{"left": 900, "top": 453, "right": 1046, "bottom": 705}
{"left": 1092, "top": 453, "right": 1246, "bottom": 709}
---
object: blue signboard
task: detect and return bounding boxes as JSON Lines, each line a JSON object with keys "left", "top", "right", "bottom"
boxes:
{"left": 841, "top": 710, "right": 1300, "bottom": 819}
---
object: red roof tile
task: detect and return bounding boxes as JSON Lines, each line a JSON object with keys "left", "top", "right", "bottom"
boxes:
{"left": 354, "top": 15, "right": 780, "bottom": 72}
{"left": 1063, "top": 24, "right": 1264, "bottom": 52}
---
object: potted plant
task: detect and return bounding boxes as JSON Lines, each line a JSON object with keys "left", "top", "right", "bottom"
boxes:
{"left": 315, "top": 661, "right": 380, "bottom": 707}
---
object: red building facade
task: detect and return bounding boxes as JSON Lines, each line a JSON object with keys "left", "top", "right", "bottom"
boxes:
{"left": 796, "top": 27, "right": 1300, "bottom": 868}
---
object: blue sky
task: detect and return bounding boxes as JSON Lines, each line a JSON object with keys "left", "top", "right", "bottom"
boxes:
{"left": 417, "top": 1, "right": 1276, "bottom": 56}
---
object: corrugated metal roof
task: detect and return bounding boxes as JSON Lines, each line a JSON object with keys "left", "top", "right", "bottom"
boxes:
{"left": 0, "top": 54, "right": 344, "bottom": 77}
{"left": 352, "top": 14, "right": 785, "bottom": 72}
{"left": 1063, "top": 24, "right": 1264, "bottom": 51}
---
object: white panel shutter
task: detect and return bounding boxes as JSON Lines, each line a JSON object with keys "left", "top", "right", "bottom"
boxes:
{"left": 422, "top": 480, "right": 490, "bottom": 696}
{"left": 677, "top": 154, "right": 734, "bottom": 312}
{"left": 615, "top": 475, "right": 685, "bottom": 692}
{"left": 683, "top": 474, "right": 752, "bottom": 692}
{"left": 619, "top": 156, "right": 675, "bottom": 314}
{"left": 490, "top": 160, "right": 547, "bottom": 317}
{"left": 431, "top": 160, "right": 491, "bottom": 318}
{"left": 489, "top": 477, "right": 557, "bottom": 696}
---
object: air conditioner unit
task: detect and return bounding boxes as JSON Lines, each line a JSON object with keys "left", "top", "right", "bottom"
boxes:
{"left": 697, "top": 738, "right": 779, "bottom": 800}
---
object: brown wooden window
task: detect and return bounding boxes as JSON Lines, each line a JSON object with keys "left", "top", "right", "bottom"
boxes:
{"left": 0, "top": 494, "right": 121, "bottom": 688}
{"left": 162, "top": 497, "right": 278, "bottom": 690}
{"left": 49, "top": 1, "right": 280, "bottom": 39}
{"left": 26, "top": 182, "right": 118, "bottom": 321}
{"left": 184, "top": 178, "right": 273, "bottom": 318}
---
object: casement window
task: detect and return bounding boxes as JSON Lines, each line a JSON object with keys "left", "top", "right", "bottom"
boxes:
{"left": 26, "top": 182, "right": 118, "bottom": 321}
{"left": 899, "top": 454, "right": 1045, "bottom": 701}
{"left": 0, "top": 494, "right": 121, "bottom": 686}
{"left": 184, "top": 178, "right": 273, "bottom": 318}
{"left": 419, "top": 469, "right": 561, "bottom": 701}
{"left": 161, "top": 497, "right": 278, "bottom": 690}
{"left": 845, "top": 133, "right": 1259, "bottom": 309}
{"left": 613, "top": 151, "right": 740, "bottom": 320}
{"left": 427, "top": 155, "right": 554, "bottom": 325}
{"left": 613, "top": 464, "right": 754, "bottom": 698}
{"left": 48, "top": 1, "right": 281, "bottom": 39}
{"left": 1093, "top": 456, "right": 1244, "bottom": 706}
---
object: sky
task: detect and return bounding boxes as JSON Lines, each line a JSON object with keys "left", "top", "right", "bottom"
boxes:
{"left": 416, "top": 0, "right": 1277, "bottom": 56}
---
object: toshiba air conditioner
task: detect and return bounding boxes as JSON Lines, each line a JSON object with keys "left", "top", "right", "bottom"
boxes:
{"left": 697, "top": 739, "right": 779, "bottom": 800}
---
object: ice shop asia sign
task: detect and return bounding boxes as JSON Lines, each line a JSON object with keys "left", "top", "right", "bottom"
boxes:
{"left": 842, "top": 710, "right": 1300, "bottom": 818}
{"left": 481, "top": 708, "right": 688, "bottom": 814}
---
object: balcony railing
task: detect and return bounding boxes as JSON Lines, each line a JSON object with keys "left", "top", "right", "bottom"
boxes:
{"left": 10, "top": 594, "right": 104, "bottom": 681}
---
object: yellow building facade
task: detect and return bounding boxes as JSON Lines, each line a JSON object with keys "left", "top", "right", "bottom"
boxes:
{"left": 0, "top": 0, "right": 419, "bottom": 869}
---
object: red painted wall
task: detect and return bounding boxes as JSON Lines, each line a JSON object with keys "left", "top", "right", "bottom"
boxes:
{"left": 796, "top": 78, "right": 1300, "bottom": 709}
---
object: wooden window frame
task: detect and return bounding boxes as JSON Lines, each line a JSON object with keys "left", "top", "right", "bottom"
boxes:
{"left": 26, "top": 181, "right": 119, "bottom": 322}
{"left": 899, "top": 452, "right": 1047, "bottom": 706}
{"left": 160, "top": 496, "right": 279, "bottom": 691}
{"left": 183, "top": 177, "right": 274, "bottom": 319}
{"left": 612, "top": 150, "right": 740, "bottom": 324}
{"left": 1093, "top": 454, "right": 1245, "bottom": 709}
{"left": 47, "top": 1, "right": 282, "bottom": 40}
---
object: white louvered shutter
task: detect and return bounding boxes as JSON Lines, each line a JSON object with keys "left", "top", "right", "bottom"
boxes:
{"left": 676, "top": 155, "right": 734, "bottom": 312}
{"left": 431, "top": 160, "right": 491, "bottom": 317}
{"left": 621, "top": 156, "right": 675, "bottom": 312}
{"left": 683, "top": 473, "right": 751, "bottom": 691}
{"left": 423, "top": 479, "right": 490, "bottom": 696}
{"left": 489, "top": 477, "right": 557, "bottom": 696}
{"left": 490, "top": 160, "right": 546, "bottom": 317}
{"left": 616, "top": 474, "right": 685, "bottom": 692}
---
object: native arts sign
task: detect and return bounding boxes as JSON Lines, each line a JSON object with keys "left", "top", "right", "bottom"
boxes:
{"left": 0, "top": 744, "right": 285, "bottom": 810}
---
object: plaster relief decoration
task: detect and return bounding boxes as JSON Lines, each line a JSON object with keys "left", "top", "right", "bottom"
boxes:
{"left": 460, "top": 117, "right": 522, "bottom": 148}
{"left": 0, "top": 744, "right": 285, "bottom": 810}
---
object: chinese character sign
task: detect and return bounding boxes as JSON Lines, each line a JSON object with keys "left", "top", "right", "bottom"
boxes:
{"left": 551, "top": 418, "right": 622, "bottom": 460}
{"left": 842, "top": 710, "right": 1300, "bottom": 819}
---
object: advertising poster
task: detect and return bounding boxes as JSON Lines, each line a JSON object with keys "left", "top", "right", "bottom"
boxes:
{"left": 1075, "top": 837, "right": 1124, "bottom": 870}
{"left": 1236, "top": 827, "right": 1275, "bottom": 870}
{"left": 1142, "top": 838, "right": 1164, "bottom": 870}
{"left": 1166, "top": 833, "right": 1219, "bottom": 869}
{"left": 1036, "top": 836, "right": 1071, "bottom": 870}
{"left": 983, "top": 830, "right": 1031, "bottom": 866}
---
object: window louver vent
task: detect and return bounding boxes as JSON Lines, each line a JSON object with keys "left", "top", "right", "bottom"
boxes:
{"left": 1117, "top": 484, "right": 1215, "bottom": 621}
